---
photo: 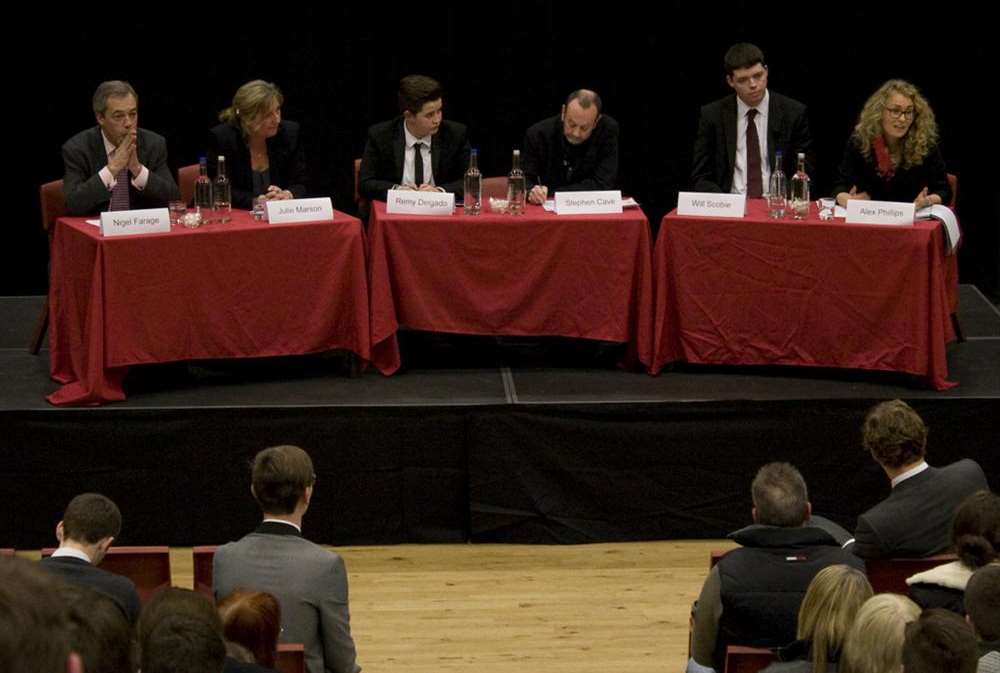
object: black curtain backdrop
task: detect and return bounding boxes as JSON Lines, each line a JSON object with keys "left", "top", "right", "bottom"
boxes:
{"left": 7, "top": 3, "right": 998, "bottom": 296}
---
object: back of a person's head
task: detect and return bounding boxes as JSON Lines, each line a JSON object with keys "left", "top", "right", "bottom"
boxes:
{"left": 62, "top": 492, "right": 122, "bottom": 544}
{"left": 862, "top": 400, "right": 928, "bottom": 469}
{"left": 0, "top": 557, "right": 75, "bottom": 673}
{"left": 902, "top": 609, "right": 978, "bottom": 673}
{"left": 751, "top": 462, "right": 809, "bottom": 527}
{"left": 63, "top": 584, "right": 134, "bottom": 673}
{"left": 966, "top": 564, "right": 1000, "bottom": 641}
{"left": 952, "top": 490, "right": 1000, "bottom": 570}
{"left": 251, "top": 445, "right": 315, "bottom": 515}
{"left": 797, "top": 564, "right": 873, "bottom": 673}
{"left": 217, "top": 590, "right": 281, "bottom": 668}
{"left": 139, "top": 588, "right": 225, "bottom": 673}
{"left": 840, "top": 594, "right": 921, "bottom": 673}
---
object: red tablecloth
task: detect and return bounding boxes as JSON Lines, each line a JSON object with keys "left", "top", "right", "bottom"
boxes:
{"left": 367, "top": 201, "right": 655, "bottom": 374}
{"left": 650, "top": 200, "right": 958, "bottom": 389}
{"left": 48, "top": 210, "right": 382, "bottom": 406}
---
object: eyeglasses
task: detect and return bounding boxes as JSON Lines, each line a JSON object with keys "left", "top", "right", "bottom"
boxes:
{"left": 884, "top": 106, "right": 916, "bottom": 120}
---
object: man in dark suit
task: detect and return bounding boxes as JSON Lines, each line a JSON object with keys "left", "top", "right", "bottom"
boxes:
{"left": 690, "top": 43, "right": 813, "bottom": 195}
{"left": 62, "top": 80, "right": 178, "bottom": 215}
{"left": 358, "top": 74, "right": 470, "bottom": 211}
{"left": 851, "top": 399, "right": 989, "bottom": 559}
{"left": 39, "top": 493, "right": 142, "bottom": 625}
{"left": 523, "top": 89, "right": 619, "bottom": 205}
{"left": 214, "top": 445, "right": 360, "bottom": 673}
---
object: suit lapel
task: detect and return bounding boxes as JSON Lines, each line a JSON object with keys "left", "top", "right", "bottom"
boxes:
{"left": 393, "top": 119, "right": 405, "bottom": 183}
{"left": 89, "top": 127, "right": 108, "bottom": 173}
{"left": 767, "top": 94, "right": 782, "bottom": 167}
{"left": 431, "top": 130, "right": 442, "bottom": 182}
{"left": 723, "top": 96, "right": 738, "bottom": 177}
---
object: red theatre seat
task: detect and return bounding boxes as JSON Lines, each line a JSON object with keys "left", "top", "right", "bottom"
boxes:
{"left": 865, "top": 554, "right": 957, "bottom": 594}
{"left": 276, "top": 643, "right": 306, "bottom": 673}
{"left": 192, "top": 545, "right": 217, "bottom": 598}
{"left": 725, "top": 645, "right": 776, "bottom": 673}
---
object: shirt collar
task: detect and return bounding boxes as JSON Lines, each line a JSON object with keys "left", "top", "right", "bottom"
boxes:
{"left": 261, "top": 518, "right": 302, "bottom": 533}
{"left": 892, "top": 460, "right": 930, "bottom": 488}
{"left": 737, "top": 90, "right": 769, "bottom": 121}
{"left": 51, "top": 547, "right": 93, "bottom": 563}
{"left": 403, "top": 123, "right": 432, "bottom": 148}
{"left": 101, "top": 129, "right": 118, "bottom": 157}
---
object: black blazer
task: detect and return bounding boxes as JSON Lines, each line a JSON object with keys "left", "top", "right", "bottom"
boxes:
{"left": 207, "top": 120, "right": 307, "bottom": 210}
{"left": 690, "top": 91, "right": 813, "bottom": 193}
{"left": 831, "top": 137, "right": 951, "bottom": 205}
{"left": 358, "top": 117, "right": 470, "bottom": 202}
{"left": 521, "top": 114, "right": 619, "bottom": 191}
{"left": 62, "top": 126, "right": 179, "bottom": 215}
{"left": 39, "top": 555, "right": 142, "bottom": 624}
{"left": 852, "top": 459, "right": 988, "bottom": 559}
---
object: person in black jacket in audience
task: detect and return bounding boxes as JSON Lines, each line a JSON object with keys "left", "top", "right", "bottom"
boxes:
{"left": 966, "top": 565, "right": 1000, "bottom": 672}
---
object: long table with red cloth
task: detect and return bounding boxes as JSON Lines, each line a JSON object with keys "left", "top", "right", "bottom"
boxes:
{"left": 367, "top": 201, "right": 655, "bottom": 374}
{"left": 650, "top": 200, "right": 959, "bottom": 389}
{"left": 48, "top": 210, "right": 385, "bottom": 406}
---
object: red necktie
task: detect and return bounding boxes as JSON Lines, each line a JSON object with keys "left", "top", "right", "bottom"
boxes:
{"left": 745, "top": 109, "right": 762, "bottom": 198}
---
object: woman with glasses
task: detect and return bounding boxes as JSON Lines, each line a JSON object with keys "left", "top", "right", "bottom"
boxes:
{"left": 207, "top": 80, "right": 307, "bottom": 209}
{"left": 833, "top": 79, "right": 950, "bottom": 209}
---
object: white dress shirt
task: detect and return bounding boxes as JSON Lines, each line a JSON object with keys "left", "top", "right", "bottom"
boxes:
{"left": 401, "top": 124, "right": 435, "bottom": 188}
{"left": 732, "top": 90, "right": 770, "bottom": 195}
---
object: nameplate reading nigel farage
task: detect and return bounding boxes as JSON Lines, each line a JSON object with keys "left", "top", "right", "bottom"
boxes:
{"left": 100, "top": 208, "right": 171, "bottom": 237}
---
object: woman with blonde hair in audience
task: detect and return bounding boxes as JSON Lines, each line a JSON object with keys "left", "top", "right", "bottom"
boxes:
{"left": 839, "top": 594, "right": 920, "bottom": 673}
{"left": 763, "top": 564, "right": 873, "bottom": 673}
{"left": 217, "top": 590, "right": 281, "bottom": 670}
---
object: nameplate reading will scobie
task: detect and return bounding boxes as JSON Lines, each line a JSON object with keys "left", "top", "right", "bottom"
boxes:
{"left": 100, "top": 208, "right": 171, "bottom": 237}
{"left": 554, "top": 190, "right": 623, "bottom": 215}
{"left": 676, "top": 192, "right": 747, "bottom": 218}
{"left": 845, "top": 199, "right": 915, "bottom": 226}
{"left": 266, "top": 198, "right": 335, "bottom": 224}
{"left": 386, "top": 190, "right": 455, "bottom": 215}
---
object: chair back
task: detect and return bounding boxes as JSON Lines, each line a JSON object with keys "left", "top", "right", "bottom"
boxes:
{"left": 946, "top": 173, "right": 958, "bottom": 210}
{"left": 0, "top": 548, "right": 14, "bottom": 557}
{"left": 481, "top": 176, "right": 508, "bottom": 201}
{"left": 724, "top": 645, "right": 776, "bottom": 673}
{"left": 192, "top": 545, "right": 217, "bottom": 598}
{"left": 865, "top": 553, "right": 957, "bottom": 594}
{"left": 40, "top": 180, "right": 67, "bottom": 233}
{"left": 178, "top": 164, "right": 200, "bottom": 206}
{"left": 275, "top": 643, "right": 306, "bottom": 673}
{"left": 42, "top": 545, "right": 172, "bottom": 604}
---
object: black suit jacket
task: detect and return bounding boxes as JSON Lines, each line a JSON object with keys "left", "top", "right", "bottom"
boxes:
{"left": 852, "top": 459, "right": 988, "bottom": 559}
{"left": 831, "top": 137, "right": 951, "bottom": 205}
{"left": 207, "top": 120, "right": 308, "bottom": 209}
{"left": 521, "top": 114, "right": 619, "bottom": 192}
{"left": 690, "top": 91, "right": 813, "bottom": 193}
{"left": 358, "top": 117, "right": 470, "bottom": 202}
{"left": 62, "top": 126, "right": 179, "bottom": 215}
{"left": 39, "top": 555, "right": 142, "bottom": 624}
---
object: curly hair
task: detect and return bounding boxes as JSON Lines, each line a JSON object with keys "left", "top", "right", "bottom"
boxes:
{"left": 852, "top": 79, "right": 939, "bottom": 170}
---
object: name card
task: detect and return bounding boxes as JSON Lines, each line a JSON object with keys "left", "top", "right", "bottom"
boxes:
{"left": 386, "top": 190, "right": 455, "bottom": 215}
{"left": 266, "top": 197, "right": 334, "bottom": 224}
{"left": 845, "top": 199, "right": 915, "bottom": 226}
{"left": 553, "top": 190, "right": 623, "bottom": 215}
{"left": 100, "top": 208, "right": 170, "bottom": 237}
{"left": 677, "top": 192, "right": 746, "bottom": 218}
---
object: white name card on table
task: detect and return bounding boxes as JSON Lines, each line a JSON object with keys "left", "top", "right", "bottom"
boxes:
{"left": 100, "top": 208, "right": 170, "bottom": 237}
{"left": 845, "top": 200, "right": 914, "bottom": 226}
{"left": 553, "top": 190, "right": 623, "bottom": 215}
{"left": 386, "top": 190, "right": 455, "bottom": 215}
{"left": 677, "top": 192, "right": 746, "bottom": 218}
{"left": 266, "top": 197, "right": 334, "bottom": 224}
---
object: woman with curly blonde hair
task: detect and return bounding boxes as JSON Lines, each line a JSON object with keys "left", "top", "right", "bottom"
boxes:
{"left": 833, "top": 79, "right": 950, "bottom": 209}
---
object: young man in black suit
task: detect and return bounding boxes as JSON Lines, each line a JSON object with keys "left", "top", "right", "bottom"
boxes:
{"left": 690, "top": 43, "right": 813, "bottom": 196}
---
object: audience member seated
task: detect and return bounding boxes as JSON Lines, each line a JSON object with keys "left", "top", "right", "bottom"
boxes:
{"left": 762, "top": 564, "right": 873, "bottom": 673}
{"left": 62, "top": 583, "right": 135, "bottom": 673}
{"left": 852, "top": 400, "right": 988, "bottom": 559}
{"left": 213, "top": 445, "right": 360, "bottom": 673}
{"left": 218, "top": 590, "right": 282, "bottom": 670}
{"left": 902, "top": 608, "right": 978, "bottom": 673}
{"left": 965, "top": 564, "right": 1000, "bottom": 673}
{"left": 40, "top": 492, "right": 142, "bottom": 624}
{"left": 688, "top": 462, "right": 864, "bottom": 673}
{"left": 908, "top": 490, "right": 1000, "bottom": 614}
{"left": 839, "top": 594, "right": 919, "bottom": 673}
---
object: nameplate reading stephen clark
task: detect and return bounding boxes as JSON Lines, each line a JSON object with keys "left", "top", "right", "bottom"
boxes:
{"left": 100, "top": 207, "right": 171, "bottom": 237}
{"left": 845, "top": 199, "right": 915, "bottom": 226}
{"left": 266, "top": 197, "right": 335, "bottom": 224}
{"left": 676, "top": 192, "right": 747, "bottom": 218}
{"left": 554, "top": 190, "right": 623, "bottom": 215}
{"left": 386, "top": 190, "right": 455, "bottom": 216}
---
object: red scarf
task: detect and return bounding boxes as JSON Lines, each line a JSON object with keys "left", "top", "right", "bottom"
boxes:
{"left": 873, "top": 135, "right": 895, "bottom": 180}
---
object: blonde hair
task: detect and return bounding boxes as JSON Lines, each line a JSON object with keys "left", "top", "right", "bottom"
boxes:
{"left": 797, "top": 565, "right": 873, "bottom": 673}
{"left": 219, "top": 80, "right": 284, "bottom": 138}
{"left": 852, "top": 79, "right": 939, "bottom": 170}
{"left": 840, "top": 594, "right": 920, "bottom": 673}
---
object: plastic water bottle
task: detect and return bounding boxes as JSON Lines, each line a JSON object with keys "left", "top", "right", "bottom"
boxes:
{"left": 464, "top": 149, "right": 482, "bottom": 216}
{"left": 767, "top": 151, "right": 787, "bottom": 219}
{"left": 194, "top": 156, "right": 213, "bottom": 220}
{"left": 213, "top": 155, "right": 231, "bottom": 223}
{"left": 790, "top": 152, "right": 810, "bottom": 220}
{"left": 506, "top": 149, "right": 526, "bottom": 215}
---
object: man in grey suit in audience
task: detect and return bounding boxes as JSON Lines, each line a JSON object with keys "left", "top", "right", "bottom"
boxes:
{"left": 61, "top": 80, "right": 178, "bottom": 215}
{"left": 213, "top": 445, "right": 360, "bottom": 673}
{"left": 850, "top": 399, "right": 989, "bottom": 559}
